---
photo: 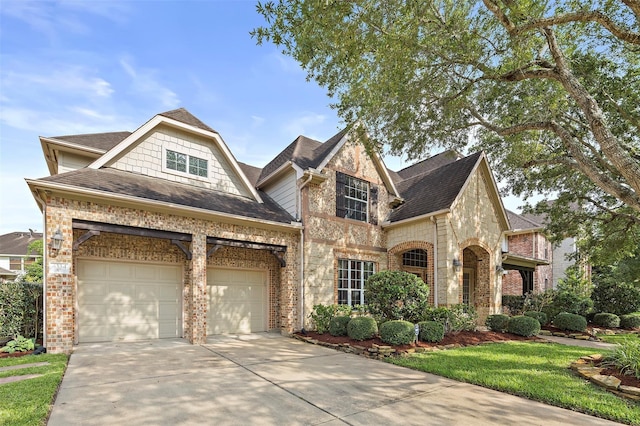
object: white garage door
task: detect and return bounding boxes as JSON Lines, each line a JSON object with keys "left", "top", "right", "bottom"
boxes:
{"left": 77, "top": 260, "right": 182, "bottom": 343}
{"left": 207, "top": 268, "right": 267, "bottom": 334}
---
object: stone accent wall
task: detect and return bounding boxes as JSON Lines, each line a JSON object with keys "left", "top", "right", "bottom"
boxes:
{"left": 44, "top": 195, "right": 299, "bottom": 354}
{"left": 388, "top": 241, "right": 435, "bottom": 305}
{"left": 111, "top": 125, "right": 249, "bottom": 196}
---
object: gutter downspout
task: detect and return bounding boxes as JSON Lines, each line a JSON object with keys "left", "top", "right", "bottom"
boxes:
{"left": 298, "top": 173, "right": 314, "bottom": 331}
{"left": 432, "top": 216, "right": 438, "bottom": 307}
{"left": 33, "top": 190, "right": 47, "bottom": 348}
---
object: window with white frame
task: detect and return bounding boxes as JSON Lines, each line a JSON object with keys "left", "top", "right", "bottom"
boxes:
{"left": 344, "top": 175, "right": 368, "bottom": 221}
{"left": 338, "top": 259, "right": 375, "bottom": 306}
{"left": 166, "top": 149, "right": 208, "bottom": 178}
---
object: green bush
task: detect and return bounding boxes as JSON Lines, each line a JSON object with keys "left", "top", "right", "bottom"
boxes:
{"left": 365, "top": 271, "right": 429, "bottom": 323}
{"left": 553, "top": 312, "right": 588, "bottom": 332}
{"left": 592, "top": 280, "right": 640, "bottom": 316}
{"left": 593, "top": 312, "right": 621, "bottom": 328}
{"left": 502, "top": 295, "right": 525, "bottom": 315}
{"left": 542, "top": 290, "right": 593, "bottom": 322}
{"left": 0, "top": 281, "right": 43, "bottom": 339}
{"left": 423, "top": 304, "right": 477, "bottom": 333}
{"left": 621, "top": 313, "right": 640, "bottom": 329}
{"left": 602, "top": 340, "right": 640, "bottom": 379}
{"left": 379, "top": 320, "right": 415, "bottom": 345}
{"left": 1, "top": 335, "right": 35, "bottom": 353}
{"left": 507, "top": 315, "right": 541, "bottom": 337}
{"left": 522, "top": 291, "right": 555, "bottom": 313}
{"left": 524, "top": 311, "right": 548, "bottom": 326}
{"left": 329, "top": 316, "right": 351, "bottom": 336}
{"left": 485, "top": 314, "right": 510, "bottom": 332}
{"left": 309, "top": 304, "right": 352, "bottom": 334}
{"left": 347, "top": 316, "right": 378, "bottom": 341}
{"left": 417, "top": 321, "right": 445, "bottom": 343}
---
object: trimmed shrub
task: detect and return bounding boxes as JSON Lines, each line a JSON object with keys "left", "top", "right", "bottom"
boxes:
{"left": 553, "top": 312, "right": 587, "bottom": 332}
{"left": 347, "top": 316, "right": 378, "bottom": 341}
{"left": 543, "top": 290, "right": 593, "bottom": 322}
{"left": 593, "top": 312, "right": 621, "bottom": 328}
{"left": 621, "top": 313, "right": 640, "bottom": 329}
{"left": 485, "top": 314, "right": 510, "bottom": 332}
{"left": 417, "top": 321, "right": 444, "bottom": 343}
{"left": 524, "top": 311, "right": 548, "bottom": 326}
{"left": 379, "top": 320, "right": 415, "bottom": 345}
{"left": 502, "top": 295, "right": 525, "bottom": 315}
{"left": 507, "top": 315, "right": 541, "bottom": 337}
{"left": 365, "top": 271, "right": 429, "bottom": 322}
{"left": 329, "top": 316, "right": 351, "bottom": 336}
{"left": 423, "top": 304, "right": 477, "bottom": 333}
{"left": 0, "top": 281, "right": 43, "bottom": 339}
{"left": 309, "top": 304, "right": 352, "bottom": 334}
{"left": 592, "top": 280, "right": 640, "bottom": 316}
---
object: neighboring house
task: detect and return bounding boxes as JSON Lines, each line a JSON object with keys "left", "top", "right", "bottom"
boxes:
{"left": 502, "top": 211, "right": 552, "bottom": 295}
{"left": 27, "top": 108, "right": 512, "bottom": 354}
{"left": 0, "top": 230, "right": 43, "bottom": 279}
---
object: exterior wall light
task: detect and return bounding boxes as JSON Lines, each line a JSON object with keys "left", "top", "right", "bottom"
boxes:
{"left": 495, "top": 264, "right": 505, "bottom": 273}
{"left": 452, "top": 258, "right": 461, "bottom": 271}
{"left": 49, "top": 229, "right": 64, "bottom": 251}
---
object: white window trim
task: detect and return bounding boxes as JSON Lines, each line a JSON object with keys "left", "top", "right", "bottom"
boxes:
{"left": 344, "top": 175, "right": 369, "bottom": 222}
{"left": 162, "top": 147, "right": 210, "bottom": 182}
{"left": 338, "top": 259, "right": 375, "bottom": 306}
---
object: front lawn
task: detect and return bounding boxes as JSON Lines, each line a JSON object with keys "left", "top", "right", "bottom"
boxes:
{"left": 598, "top": 333, "right": 639, "bottom": 344}
{"left": 0, "top": 354, "right": 68, "bottom": 426}
{"left": 387, "top": 342, "right": 640, "bottom": 425}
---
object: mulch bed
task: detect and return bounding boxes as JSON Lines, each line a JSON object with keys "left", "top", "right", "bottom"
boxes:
{"left": 298, "top": 330, "right": 542, "bottom": 351}
{"left": 0, "top": 350, "right": 34, "bottom": 358}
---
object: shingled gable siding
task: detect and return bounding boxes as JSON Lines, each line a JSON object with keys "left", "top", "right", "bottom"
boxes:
{"left": 111, "top": 126, "right": 250, "bottom": 196}
{"left": 302, "top": 140, "right": 389, "bottom": 329}
{"left": 43, "top": 196, "right": 299, "bottom": 354}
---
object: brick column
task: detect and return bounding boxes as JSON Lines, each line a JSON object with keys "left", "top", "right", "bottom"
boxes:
{"left": 45, "top": 215, "right": 74, "bottom": 354}
{"left": 189, "top": 233, "right": 207, "bottom": 344}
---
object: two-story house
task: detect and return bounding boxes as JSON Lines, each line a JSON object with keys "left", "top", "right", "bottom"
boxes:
{"left": 27, "top": 108, "right": 512, "bottom": 353}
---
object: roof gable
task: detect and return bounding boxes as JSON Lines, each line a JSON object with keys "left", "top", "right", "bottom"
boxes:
{"left": 507, "top": 210, "right": 543, "bottom": 231}
{"left": 87, "top": 108, "right": 263, "bottom": 203}
{"left": 397, "top": 150, "right": 462, "bottom": 180}
{"left": 0, "top": 231, "right": 43, "bottom": 256}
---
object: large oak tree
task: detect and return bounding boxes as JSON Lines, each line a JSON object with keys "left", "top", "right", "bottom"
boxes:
{"left": 253, "top": 0, "right": 640, "bottom": 263}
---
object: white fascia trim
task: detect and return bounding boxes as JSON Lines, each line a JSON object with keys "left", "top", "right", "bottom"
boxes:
{"left": 256, "top": 161, "right": 293, "bottom": 188}
{"left": 371, "top": 153, "right": 402, "bottom": 198}
{"left": 88, "top": 115, "right": 263, "bottom": 203}
{"left": 505, "top": 228, "right": 544, "bottom": 236}
{"left": 381, "top": 208, "right": 450, "bottom": 229}
{"left": 316, "top": 132, "right": 349, "bottom": 171}
{"left": 26, "top": 179, "right": 302, "bottom": 231}
{"left": 40, "top": 137, "right": 108, "bottom": 155}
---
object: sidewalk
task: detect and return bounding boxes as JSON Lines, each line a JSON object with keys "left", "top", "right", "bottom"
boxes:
{"left": 538, "top": 334, "right": 617, "bottom": 350}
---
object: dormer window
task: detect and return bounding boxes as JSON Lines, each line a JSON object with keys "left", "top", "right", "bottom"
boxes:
{"left": 166, "top": 149, "right": 208, "bottom": 178}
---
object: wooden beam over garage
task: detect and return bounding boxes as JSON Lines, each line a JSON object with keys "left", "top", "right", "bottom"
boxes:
{"left": 73, "top": 219, "right": 192, "bottom": 241}
{"left": 206, "top": 236, "right": 287, "bottom": 266}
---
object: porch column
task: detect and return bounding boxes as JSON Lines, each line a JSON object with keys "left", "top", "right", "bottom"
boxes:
{"left": 45, "top": 214, "right": 74, "bottom": 354}
{"left": 189, "top": 233, "right": 207, "bottom": 344}
{"left": 436, "top": 215, "right": 459, "bottom": 306}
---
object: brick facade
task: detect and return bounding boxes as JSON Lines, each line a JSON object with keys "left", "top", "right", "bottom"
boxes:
{"left": 503, "top": 232, "right": 553, "bottom": 295}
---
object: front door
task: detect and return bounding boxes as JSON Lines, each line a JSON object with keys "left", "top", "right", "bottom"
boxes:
{"left": 462, "top": 268, "right": 475, "bottom": 306}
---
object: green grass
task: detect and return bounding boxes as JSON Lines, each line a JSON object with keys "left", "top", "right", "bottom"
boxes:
{"left": 598, "top": 333, "right": 639, "bottom": 344}
{"left": 387, "top": 342, "right": 640, "bottom": 425}
{"left": 0, "top": 354, "right": 68, "bottom": 426}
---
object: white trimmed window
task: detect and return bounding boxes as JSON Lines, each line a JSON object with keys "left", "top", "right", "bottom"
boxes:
{"left": 338, "top": 259, "right": 375, "bottom": 306}
{"left": 166, "top": 149, "right": 208, "bottom": 178}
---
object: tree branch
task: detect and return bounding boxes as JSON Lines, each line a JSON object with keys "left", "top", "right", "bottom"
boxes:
{"left": 514, "top": 11, "right": 640, "bottom": 45}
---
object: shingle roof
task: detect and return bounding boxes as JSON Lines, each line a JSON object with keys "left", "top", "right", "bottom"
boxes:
{"left": 388, "top": 152, "right": 482, "bottom": 222}
{"left": 257, "top": 128, "right": 349, "bottom": 184}
{"left": 0, "top": 231, "right": 43, "bottom": 256}
{"left": 50, "top": 132, "right": 131, "bottom": 151}
{"left": 507, "top": 210, "right": 543, "bottom": 231}
{"left": 0, "top": 266, "right": 17, "bottom": 277}
{"left": 237, "top": 162, "right": 262, "bottom": 187}
{"left": 158, "top": 108, "right": 216, "bottom": 133}
{"left": 397, "top": 150, "right": 461, "bottom": 180}
{"left": 38, "top": 168, "right": 295, "bottom": 224}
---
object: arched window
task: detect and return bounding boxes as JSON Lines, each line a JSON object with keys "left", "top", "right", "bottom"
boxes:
{"left": 402, "top": 249, "right": 427, "bottom": 268}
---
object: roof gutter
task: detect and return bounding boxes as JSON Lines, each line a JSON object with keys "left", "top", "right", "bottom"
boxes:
{"left": 381, "top": 208, "right": 450, "bottom": 229}
{"left": 26, "top": 179, "right": 302, "bottom": 231}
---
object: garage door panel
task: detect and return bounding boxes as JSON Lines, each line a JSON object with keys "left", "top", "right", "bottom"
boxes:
{"left": 207, "top": 268, "right": 267, "bottom": 335}
{"left": 78, "top": 260, "right": 181, "bottom": 343}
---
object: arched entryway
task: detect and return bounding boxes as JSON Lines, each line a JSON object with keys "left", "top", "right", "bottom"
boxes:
{"left": 461, "top": 244, "right": 491, "bottom": 321}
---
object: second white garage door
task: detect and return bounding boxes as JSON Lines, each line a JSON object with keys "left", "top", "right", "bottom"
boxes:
{"left": 207, "top": 268, "right": 267, "bottom": 334}
{"left": 77, "top": 260, "right": 182, "bottom": 343}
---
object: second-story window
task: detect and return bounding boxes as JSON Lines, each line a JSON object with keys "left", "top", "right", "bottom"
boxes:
{"left": 336, "top": 172, "right": 378, "bottom": 224}
{"left": 166, "top": 149, "right": 208, "bottom": 178}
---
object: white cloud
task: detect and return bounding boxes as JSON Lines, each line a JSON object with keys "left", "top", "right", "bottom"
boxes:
{"left": 119, "top": 57, "right": 180, "bottom": 109}
{"left": 282, "top": 112, "right": 327, "bottom": 138}
{"left": 250, "top": 115, "right": 265, "bottom": 127}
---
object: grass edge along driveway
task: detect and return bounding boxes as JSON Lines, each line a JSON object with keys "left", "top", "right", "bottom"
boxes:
{"left": 387, "top": 341, "right": 640, "bottom": 425}
{"left": 0, "top": 353, "right": 68, "bottom": 426}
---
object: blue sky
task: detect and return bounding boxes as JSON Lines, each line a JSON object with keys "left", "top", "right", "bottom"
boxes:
{"left": 0, "top": 0, "right": 522, "bottom": 235}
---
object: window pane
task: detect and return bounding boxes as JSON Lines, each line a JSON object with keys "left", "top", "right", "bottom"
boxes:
{"left": 166, "top": 150, "right": 187, "bottom": 172}
{"left": 9, "top": 257, "right": 21, "bottom": 270}
{"left": 189, "top": 156, "right": 208, "bottom": 177}
{"left": 344, "top": 175, "right": 368, "bottom": 222}
{"left": 403, "top": 249, "right": 428, "bottom": 268}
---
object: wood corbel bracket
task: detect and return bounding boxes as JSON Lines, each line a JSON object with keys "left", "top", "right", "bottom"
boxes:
{"left": 72, "top": 230, "right": 100, "bottom": 251}
{"left": 172, "top": 239, "right": 192, "bottom": 260}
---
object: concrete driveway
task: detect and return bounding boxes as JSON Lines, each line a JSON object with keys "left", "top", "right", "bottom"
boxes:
{"left": 48, "top": 333, "right": 620, "bottom": 425}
